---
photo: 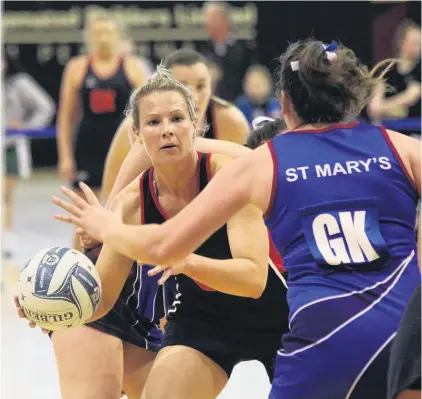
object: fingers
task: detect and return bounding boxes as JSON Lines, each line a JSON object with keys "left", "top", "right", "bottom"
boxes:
{"left": 79, "top": 182, "right": 101, "bottom": 206}
{"left": 158, "top": 269, "right": 172, "bottom": 285}
{"left": 148, "top": 265, "right": 164, "bottom": 277}
{"left": 61, "top": 186, "right": 90, "bottom": 209}
{"left": 52, "top": 196, "right": 83, "bottom": 217}
{"left": 53, "top": 213, "right": 81, "bottom": 226}
{"left": 14, "top": 295, "right": 21, "bottom": 308}
{"left": 14, "top": 296, "right": 50, "bottom": 332}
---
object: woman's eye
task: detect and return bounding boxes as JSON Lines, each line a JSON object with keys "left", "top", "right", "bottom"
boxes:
{"left": 197, "top": 84, "right": 205, "bottom": 91}
{"left": 148, "top": 120, "right": 159, "bottom": 126}
{"left": 173, "top": 115, "right": 184, "bottom": 122}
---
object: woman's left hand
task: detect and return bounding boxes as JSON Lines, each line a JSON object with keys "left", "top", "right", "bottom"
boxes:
{"left": 52, "top": 182, "right": 119, "bottom": 243}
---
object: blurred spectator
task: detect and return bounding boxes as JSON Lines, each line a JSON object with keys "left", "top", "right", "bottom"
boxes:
{"left": 120, "top": 37, "right": 155, "bottom": 77}
{"left": 368, "top": 20, "right": 421, "bottom": 131}
{"left": 235, "top": 65, "right": 281, "bottom": 126}
{"left": 387, "top": 284, "right": 421, "bottom": 399}
{"left": 208, "top": 60, "right": 222, "bottom": 93}
{"left": 2, "top": 50, "right": 55, "bottom": 258}
{"left": 198, "top": 2, "right": 258, "bottom": 102}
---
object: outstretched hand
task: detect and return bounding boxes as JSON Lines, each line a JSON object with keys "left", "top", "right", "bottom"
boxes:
{"left": 52, "top": 182, "right": 118, "bottom": 243}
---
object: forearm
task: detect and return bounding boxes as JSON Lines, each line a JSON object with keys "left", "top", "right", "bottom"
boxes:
{"left": 184, "top": 255, "right": 265, "bottom": 298}
{"left": 86, "top": 245, "right": 134, "bottom": 322}
{"left": 195, "top": 137, "right": 251, "bottom": 158}
{"left": 103, "top": 221, "right": 165, "bottom": 265}
{"left": 57, "top": 112, "right": 74, "bottom": 159}
{"left": 105, "top": 142, "right": 152, "bottom": 208}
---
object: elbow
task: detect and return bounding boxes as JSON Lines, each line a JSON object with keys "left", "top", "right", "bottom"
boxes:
{"left": 249, "top": 280, "right": 266, "bottom": 299}
{"left": 248, "top": 267, "right": 267, "bottom": 299}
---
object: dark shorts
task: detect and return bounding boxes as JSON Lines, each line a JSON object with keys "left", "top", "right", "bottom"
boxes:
{"left": 162, "top": 317, "right": 283, "bottom": 379}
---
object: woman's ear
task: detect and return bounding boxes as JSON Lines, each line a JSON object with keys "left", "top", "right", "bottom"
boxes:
{"left": 128, "top": 126, "right": 142, "bottom": 146}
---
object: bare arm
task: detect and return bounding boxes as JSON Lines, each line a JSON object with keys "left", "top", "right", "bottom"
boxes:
{"left": 57, "top": 57, "right": 84, "bottom": 181}
{"left": 88, "top": 180, "right": 141, "bottom": 321}
{"left": 387, "top": 130, "right": 421, "bottom": 267}
{"left": 101, "top": 117, "right": 142, "bottom": 202}
{"left": 57, "top": 58, "right": 81, "bottom": 162}
{"left": 99, "top": 145, "right": 272, "bottom": 265}
{"left": 102, "top": 120, "right": 251, "bottom": 205}
{"left": 195, "top": 137, "right": 251, "bottom": 158}
{"left": 180, "top": 155, "right": 268, "bottom": 298}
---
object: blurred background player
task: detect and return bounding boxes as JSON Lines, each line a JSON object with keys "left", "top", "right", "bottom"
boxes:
{"left": 56, "top": 12, "right": 147, "bottom": 250}
{"left": 368, "top": 19, "right": 421, "bottom": 136}
{"left": 199, "top": 2, "right": 258, "bottom": 102}
{"left": 235, "top": 65, "right": 281, "bottom": 127}
{"left": 3, "top": 50, "right": 55, "bottom": 259}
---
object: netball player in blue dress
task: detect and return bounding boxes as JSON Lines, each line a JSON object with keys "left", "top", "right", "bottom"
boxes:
{"left": 54, "top": 39, "right": 421, "bottom": 399}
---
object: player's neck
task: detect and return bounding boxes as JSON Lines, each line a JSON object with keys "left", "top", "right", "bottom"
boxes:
{"left": 153, "top": 152, "right": 199, "bottom": 196}
{"left": 91, "top": 51, "right": 119, "bottom": 62}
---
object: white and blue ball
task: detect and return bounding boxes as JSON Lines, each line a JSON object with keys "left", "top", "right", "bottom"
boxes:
{"left": 17, "top": 247, "right": 102, "bottom": 331}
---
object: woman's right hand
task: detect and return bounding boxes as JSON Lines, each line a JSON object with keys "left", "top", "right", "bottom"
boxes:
{"left": 76, "top": 227, "right": 101, "bottom": 249}
{"left": 14, "top": 295, "right": 49, "bottom": 334}
{"left": 58, "top": 156, "right": 76, "bottom": 183}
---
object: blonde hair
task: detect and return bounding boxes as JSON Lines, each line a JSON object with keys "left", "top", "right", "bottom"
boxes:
{"left": 125, "top": 64, "right": 198, "bottom": 134}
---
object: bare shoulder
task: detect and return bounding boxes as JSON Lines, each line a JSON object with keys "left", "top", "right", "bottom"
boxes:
{"left": 209, "top": 153, "right": 233, "bottom": 177}
{"left": 212, "top": 97, "right": 249, "bottom": 144}
{"left": 386, "top": 129, "right": 421, "bottom": 161}
{"left": 213, "top": 97, "right": 247, "bottom": 125}
{"left": 63, "top": 55, "right": 88, "bottom": 85}
{"left": 386, "top": 129, "right": 421, "bottom": 184}
{"left": 109, "top": 176, "right": 142, "bottom": 224}
{"left": 67, "top": 55, "right": 88, "bottom": 71}
{"left": 387, "top": 129, "right": 421, "bottom": 148}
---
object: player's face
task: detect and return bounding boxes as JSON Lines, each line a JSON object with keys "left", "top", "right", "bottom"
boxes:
{"left": 138, "top": 90, "right": 196, "bottom": 165}
{"left": 89, "top": 19, "right": 120, "bottom": 56}
{"left": 245, "top": 70, "right": 272, "bottom": 104}
{"left": 171, "top": 63, "right": 212, "bottom": 123}
{"left": 402, "top": 29, "right": 421, "bottom": 60}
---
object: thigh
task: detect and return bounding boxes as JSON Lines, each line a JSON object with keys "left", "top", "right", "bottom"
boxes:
{"left": 122, "top": 341, "right": 156, "bottom": 399}
{"left": 142, "top": 345, "right": 228, "bottom": 399}
{"left": 52, "top": 325, "right": 123, "bottom": 399}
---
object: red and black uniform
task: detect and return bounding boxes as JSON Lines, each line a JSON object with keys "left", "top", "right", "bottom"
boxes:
{"left": 141, "top": 152, "right": 289, "bottom": 379}
{"left": 74, "top": 57, "right": 133, "bottom": 188}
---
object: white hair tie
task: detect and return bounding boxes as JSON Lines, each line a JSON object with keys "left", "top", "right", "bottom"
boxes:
{"left": 252, "top": 116, "right": 275, "bottom": 130}
{"left": 290, "top": 60, "right": 300, "bottom": 71}
{"left": 322, "top": 42, "right": 338, "bottom": 63}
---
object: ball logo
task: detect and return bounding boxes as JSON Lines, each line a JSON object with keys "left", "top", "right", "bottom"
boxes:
{"left": 23, "top": 307, "right": 74, "bottom": 323}
{"left": 41, "top": 253, "right": 60, "bottom": 266}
